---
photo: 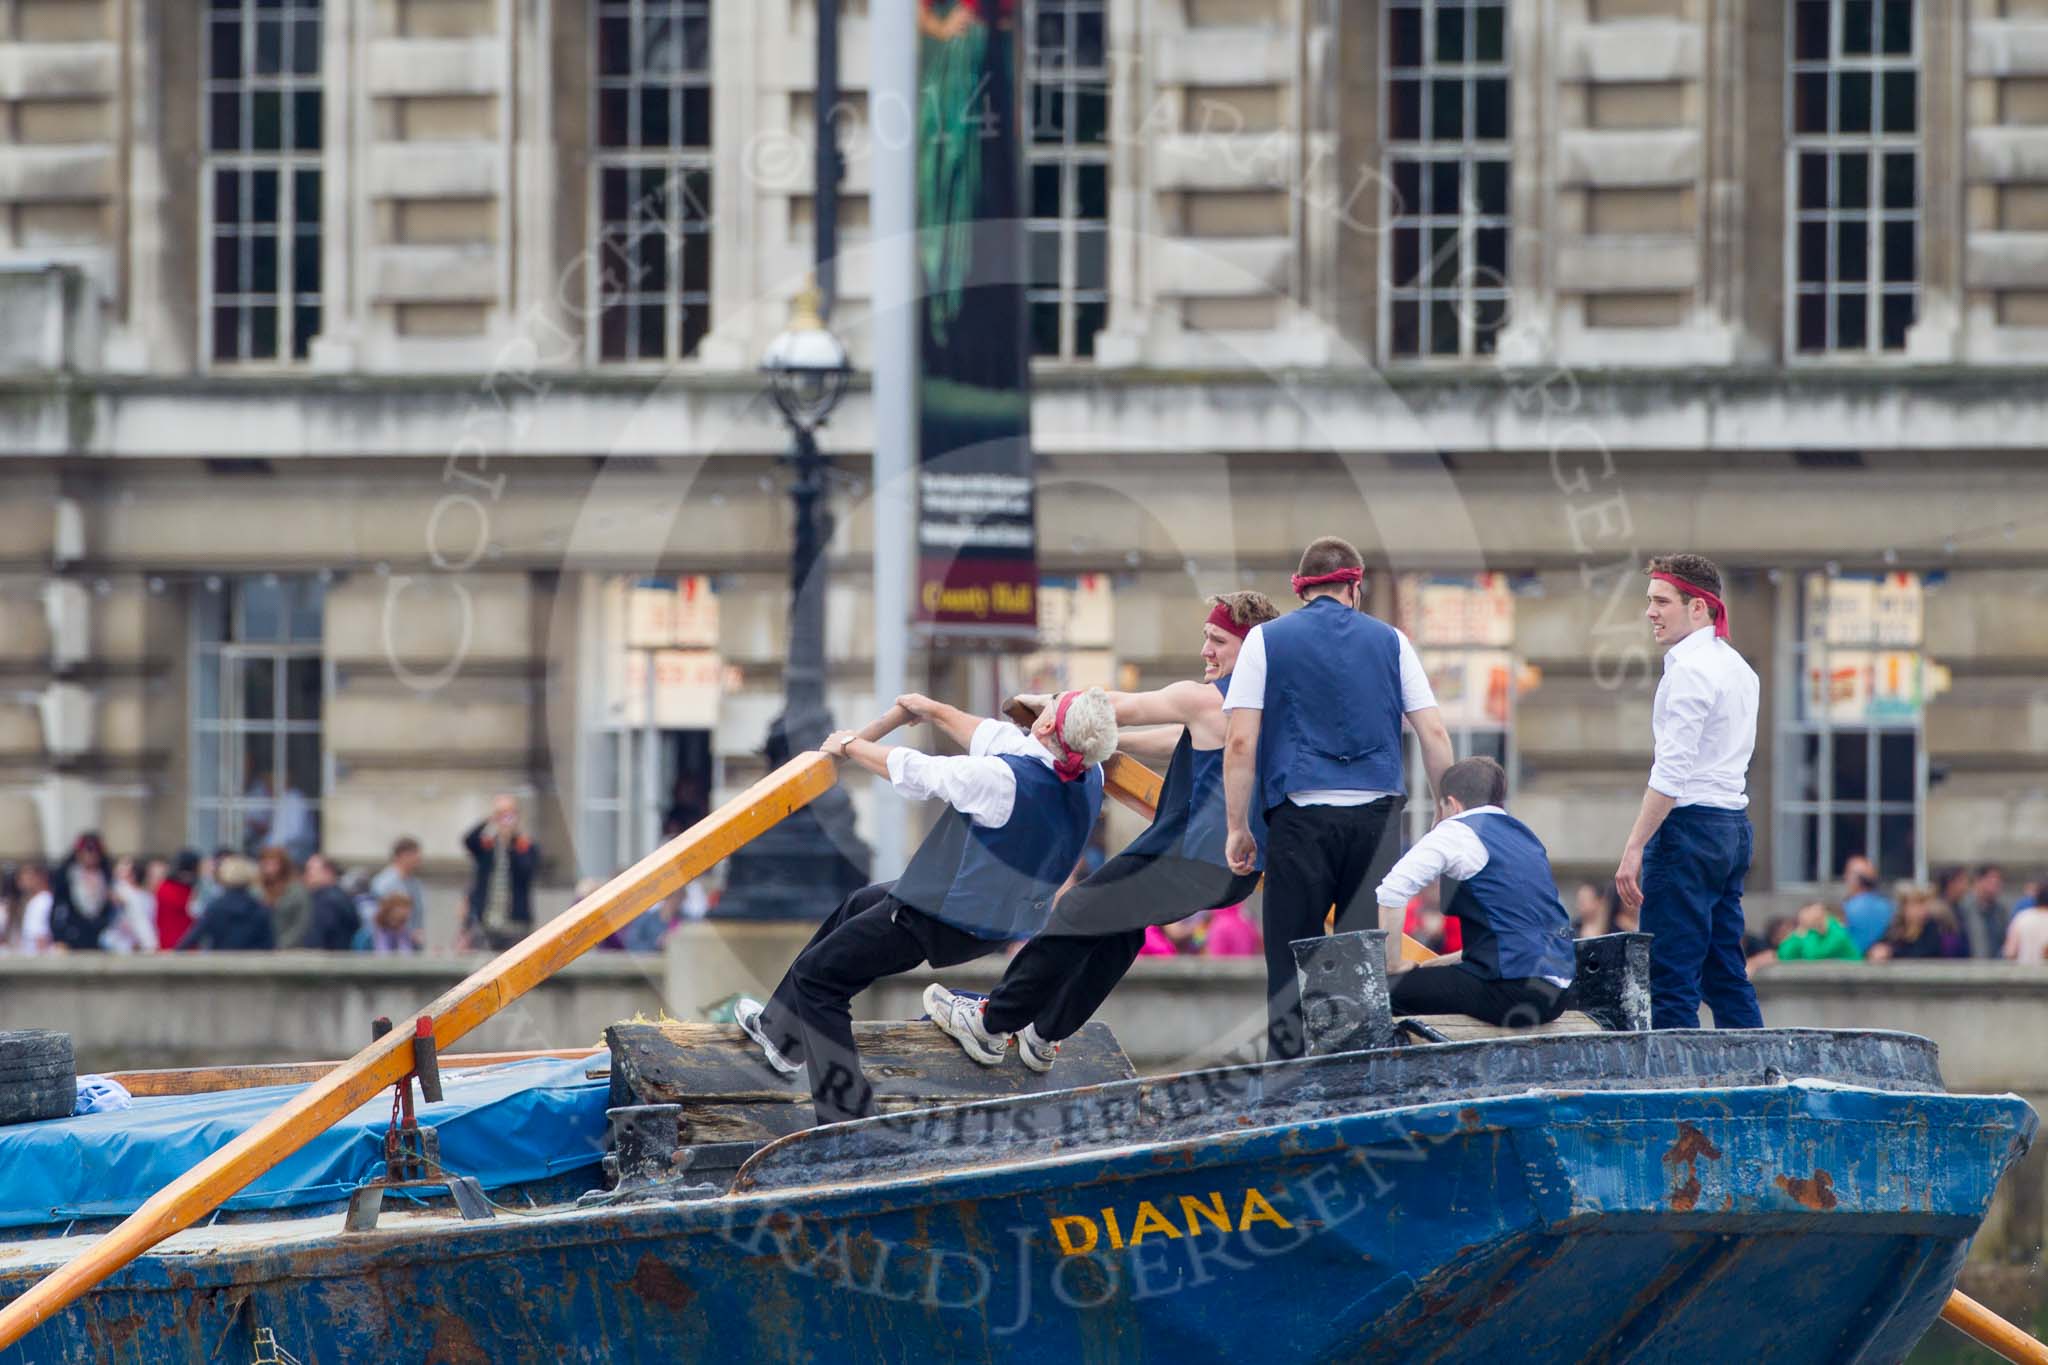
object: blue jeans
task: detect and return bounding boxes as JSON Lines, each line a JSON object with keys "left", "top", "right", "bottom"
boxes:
{"left": 1641, "top": 806, "right": 1764, "bottom": 1030}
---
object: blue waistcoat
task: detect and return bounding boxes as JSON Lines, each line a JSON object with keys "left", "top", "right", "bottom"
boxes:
{"left": 1125, "top": 678, "right": 1262, "bottom": 870}
{"left": 1443, "top": 811, "right": 1576, "bottom": 983}
{"left": 1255, "top": 596, "right": 1406, "bottom": 813}
{"left": 891, "top": 754, "right": 1103, "bottom": 940}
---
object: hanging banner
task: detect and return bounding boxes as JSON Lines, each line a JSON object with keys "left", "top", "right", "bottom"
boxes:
{"left": 914, "top": 0, "right": 1039, "bottom": 647}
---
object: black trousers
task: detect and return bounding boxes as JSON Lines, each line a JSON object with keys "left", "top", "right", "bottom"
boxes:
{"left": 1261, "top": 797, "right": 1405, "bottom": 1061}
{"left": 1390, "top": 962, "right": 1567, "bottom": 1028}
{"left": 982, "top": 852, "right": 1259, "bottom": 1040}
{"left": 755, "top": 882, "right": 1001, "bottom": 1125}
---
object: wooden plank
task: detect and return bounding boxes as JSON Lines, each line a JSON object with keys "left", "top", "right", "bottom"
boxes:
{"left": 1402, "top": 1011, "right": 1603, "bottom": 1043}
{"left": 106, "top": 1048, "right": 606, "bottom": 1098}
{"left": 0, "top": 753, "right": 840, "bottom": 1351}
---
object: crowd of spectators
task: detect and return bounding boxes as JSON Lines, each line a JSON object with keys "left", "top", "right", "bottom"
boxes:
{"left": 1744, "top": 857, "right": 2046, "bottom": 968}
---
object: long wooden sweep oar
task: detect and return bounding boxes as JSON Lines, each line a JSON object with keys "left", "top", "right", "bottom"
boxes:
{"left": 0, "top": 752, "right": 839, "bottom": 1350}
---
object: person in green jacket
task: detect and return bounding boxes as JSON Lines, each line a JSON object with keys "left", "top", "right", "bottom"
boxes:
{"left": 1777, "top": 900, "right": 1863, "bottom": 961}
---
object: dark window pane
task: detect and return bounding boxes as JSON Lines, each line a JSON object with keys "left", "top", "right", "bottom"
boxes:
{"left": 1076, "top": 229, "right": 1107, "bottom": 291}
{"left": 1884, "top": 72, "right": 1917, "bottom": 133}
{"left": 600, "top": 303, "right": 630, "bottom": 360}
{"left": 242, "top": 656, "right": 278, "bottom": 718}
{"left": 1833, "top": 729, "right": 1871, "bottom": 802}
{"left": 683, "top": 88, "right": 715, "bottom": 150}
{"left": 1392, "top": 158, "right": 1422, "bottom": 216}
{"left": 1798, "top": 733, "right": 1822, "bottom": 801}
{"left": 215, "top": 167, "right": 241, "bottom": 224}
{"left": 1477, "top": 160, "right": 1507, "bottom": 215}
{"left": 1030, "top": 299, "right": 1061, "bottom": 355}
{"left": 1389, "top": 6, "right": 1422, "bottom": 68}
{"left": 250, "top": 304, "right": 278, "bottom": 358}
{"left": 1475, "top": 78, "right": 1508, "bottom": 139}
{"left": 1076, "top": 11, "right": 1104, "bottom": 69}
{"left": 213, "top": 306, "right": 240, "bottom": 361}
{"left": 292, "top": 17, "right": 319, "bottom": 74}
{"left": 286, "top": 732, "right": 321, "bottom": 799}
{"left": 1798, "top": 152, "right": 1827, "bottom": 209}
{"left": 292, "top": 90, "right": 321, "bottom": 151}
{"left": 292, "top": 304, "right": 319, "bottom": 360}
{"left": 1879, "top": 732, "right": 1918, "bottom": 802}
{"left": 1428, "top": 160, "right": 1459, "bottom": 215}
{"left": 1434, "top": 4, "right": 1465, "bottom": 63}
{"left": 1075, "top": 88, "right": 1107, "bottom": 144}
{"left": 254, "top": 16, "right": 283, "bottom": 74}
{"left": 1795, "top": 812, "right": 1821, "bottom": 884}
{"left": 1883, "top": 152, "right": 1916, "bottom": 209}
{"left": 640, "top": 86, "right": 672, "bottom": 146}
{"left": 1882, "top": 290, "right": 1915, "bottom": 349}
{"left": 252, "top": 89, "right": 282, "bottom": 151}
{"left": 1795, "top": 1, "right": 1830, "bottom": 60}
{"left": 1391, "top": 298, "right": 1420, "bottom": 355}
{"left": 1796, "top": 291, "right": 1826, "bottom": 351}
{"left": 1844, "top": 0, "right": 1874, "bottom": 53}
{"left": 598, "top": 88, "right": 629, "bottom": 147}
{"left": 289, "top": 575, "right": 324, "bottom": 645}
{"left": 1077, "top": 162, "right": 1107, "bottom": 219}
{"left": 1794, "top": 72, "right": 1828, "bottom": 135}
{"left": 1389, "top": 79, "right": 1421, "bottom": 141}
{"left": 214, "top": 234, "right": 242, "bottom": 294}
{"left": 1476, "top": 226, "right": 1508, "bottom": 281}
{"left": 1035, "top": 9, "right": 1064, "bottom": 60}
{"left": 1838, "top": 72, "right": 1872, "bottom": 134}
{"left": 1832, "top": 811, "right": 1868, "bottom": 871}
{"left": 681, "top": 231, "right": 709, "bottom": 292}
{"left": 635, "top": 302, "right": 665, "bottom": 359}
{"left": 1883, "top": 219, "right": 1914, "bottom": 283}
{"left": 1797, "top": 221, "right": 1827, "bottom": 283}
{"left": 602, "top": 166, "right": 629, "bottom": 221}
{"left": 1030, "top": 227, "right": 1061, "bottom": 288}
{"left": 681, "top": 170, "right": 712, "bottom": 220}
{"left": 1474, "top": 295, "right": 1507, "bottom": 354}
{"left": 1877, "top": 812, "right": 1915, "bottom": 880}
{"left": 252, "top": 169, "right": 278, "bottom": 223}
{"left": 1074, "top": 299, "right": 1106, "bottom": 358}
{"left": 1429, "top": 299, "right": 1459, "bottom": 355}
{"left": 1392, "top": 226, "right": 1420, "bottom": 285}
{"left": 1836, "top": 290, "right": 1868, "bottom": 349}
{"left": 1430, "top": 78, "right": 1463, "bottom": 140}
{"left": 210, "top": 90, "right": 242, "bottom": 151}
{"left": 251, "top": 233, "right": 278, "bottom": 292}
{"left": 682, "top": 14, "right": 710, "bottom": 71}
{"left": 1838, "top": 151, "right": 1868, "bottom": 209}
{"left": 1430, "top": 225, "right": 1460, "bottom": 286}
{"left": 1031, "top": 162, "right": 1060, "bottom": 218}
{"left": 1883, "top": 0, "right": 1913, "bottom": 55}
{"left": 286, "top": 657, "right": 322, "bottom": 721}
{"left": 1033, "top": 86, "right": 1066, "bottom": 143}
{"left": 599, "top": 15, "right": 631, "bottom": 75}
{"left": 680, "top": 304, "right": 708, "bottom": 358}
{"left": 1836, "top": 218, "right": 1868, "bottom": 282}
{"left": 1474, "top": 5, "right": 1506, "bottom": 63}
{"left": 210, "top": 18, "right": 241, "bottom": 78}
{"left": 294, "top": 168, "right": 319, "bottom": 224}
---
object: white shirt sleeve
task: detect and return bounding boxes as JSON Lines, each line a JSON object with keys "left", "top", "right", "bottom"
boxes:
{"left": 21, "top": 892, "right": 52, "bottom": 950}
{"left": 1376, "top": 817, "right": 1490, "bottom": 908}
{"left": 1648, "top": 664, "right": 1713, "bottom": 800}
{"left": 884, "top": 719, "right": 1024, "bottom": 828}
{"left": 1395, "top": 630, "right": 1440, "bottom": 714}
{"left": 1222, "top": 625, "right": 1267, "bottom": 711}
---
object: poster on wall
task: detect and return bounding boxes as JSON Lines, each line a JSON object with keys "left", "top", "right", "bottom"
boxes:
{"left": 914, "top": 0, "right": 1039, "bottom": 648}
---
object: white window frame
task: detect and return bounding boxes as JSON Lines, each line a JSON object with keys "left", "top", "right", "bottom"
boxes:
{"left": 201, "top": 0, "right": 324, "bottom": 367}
{"left": 1784, "top": 0, "right": 1922, "bottom": 358}
{"left": 590, "top": 0, "right": 716, "bottom": 367}
{"left": 1378, "top": 0, "right": 1512, "bottom": 363}
{"left": 1025, "top": 0, "right": 1111, "bottom": 361}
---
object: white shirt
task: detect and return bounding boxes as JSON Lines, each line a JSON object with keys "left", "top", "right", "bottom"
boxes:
{"left": 2004, "top": 907, "right": 2048, "bottom": 962}
{"left": 1222, "top": 617, "right": 1439, "bottom": 805}
{"left": 1649, "top": 627, "right": 1759, "bottom": 810}
{"left": 1376, "top": 804, "right": 1572, "bottom": 987}
{"left": 19, "top": 890, "right": 53, "bottom": 953}
{"left": 885, "top": 717, "right": 1054, "bottom": 829}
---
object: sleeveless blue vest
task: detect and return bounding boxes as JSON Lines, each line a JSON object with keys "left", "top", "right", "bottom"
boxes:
{"left": 1123, "top": 679, "right": 1261, "bottom": 870}
{"left": 891, "top": 754, "right": 1103, "bottom": 940}
{"left": 1255, "top": 596, "right": 1406, "bottom": 813}
{"left": 1443, "top": 811, "right": 1576, "bottom": 983}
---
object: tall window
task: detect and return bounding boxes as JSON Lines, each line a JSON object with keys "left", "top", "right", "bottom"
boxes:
{"left": 1776, "top": 571, "right": 1928, "bottom": 886}
{"left": 1788, "top": 0, "right": 1919, "bottom": 354}
{"left": 1026, "top": 0, "right": 1109, "bottom": 359}
{"left": 190, "top": 577, "right": 326, "bottom": 860}
{"left": 594, "top": 0, "right": 714, "bottom": 363}
{"left": 1381, "top": 0, "right": 1511, "bottom": 360}
{"left": 1397, "top": 573, "right": 1519, "bottom": 842}
{"left": 204, "top": 0, "right": 323, "bottom": 364}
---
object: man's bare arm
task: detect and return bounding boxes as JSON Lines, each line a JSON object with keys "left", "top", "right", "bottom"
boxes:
{"left": 1223, "top": 708, "right": 1263, "bottom": 873}
{"left": 1115, "top": 725, "right": 1183, "bottom": 765}
{"left": 895, "top": 693, "right": 982, "bottom": 750}
{"left": 1406, "top": 706, "right": 1455, "bottom": 800}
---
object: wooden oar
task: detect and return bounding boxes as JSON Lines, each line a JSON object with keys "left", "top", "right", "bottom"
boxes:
{"left": 106, "top": 1048, "right": 608, "bottom": 1099}
{"left": 0, "top": 752, "right": 838, "bottom": 1351}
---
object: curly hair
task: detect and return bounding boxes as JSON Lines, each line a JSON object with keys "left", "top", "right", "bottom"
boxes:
{"left": 1205, "top": 590, "right": 1281, "bottom": 630}
{"left": 1056, "top": 687, "right": 1120, "bottom": 767}
{"left": 1645, "top": 553, "right": 1723, "bottom": 601}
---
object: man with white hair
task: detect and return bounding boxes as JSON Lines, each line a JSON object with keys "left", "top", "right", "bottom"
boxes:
{"left": 735, "top": 688, "right": 1113, "bottom": 1125}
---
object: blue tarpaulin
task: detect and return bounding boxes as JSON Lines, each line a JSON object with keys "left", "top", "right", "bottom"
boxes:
{"left": 0, "top": 1055, "right": 611, "bottom": 1229}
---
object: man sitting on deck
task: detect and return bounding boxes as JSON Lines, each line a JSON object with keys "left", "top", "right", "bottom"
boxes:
{"left": 733, "top": 690, "right": 1114, "bottom": 1125}
{"left": 923, "top": 591, "right": 1281, "bottom": 1072}
{"left": 1377, "top": 756, "right": 1576, "bottom": 1028}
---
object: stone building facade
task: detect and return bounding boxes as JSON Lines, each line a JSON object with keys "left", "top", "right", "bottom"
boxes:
{"left": 4, "top": 0, "right": 2048, "bottom": 915}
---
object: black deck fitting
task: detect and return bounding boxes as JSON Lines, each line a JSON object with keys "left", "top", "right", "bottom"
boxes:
{"left": 1570, "top": 932, "right": 1653, "bottom": 1032}
{"left": 1291, "top": 929, "right": 1396, "bottom": 1056}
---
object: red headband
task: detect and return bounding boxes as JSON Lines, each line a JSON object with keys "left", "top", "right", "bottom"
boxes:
{"left": 1048, "top": 690, "right": 1088, "bottom": 783}
{"left": 1205, "top": 602, "right": 1251, "bottom": 640}
{"left": 1291, "top": 566, "right": 1364, "bottom": 596}
{"left": 1651, "top": 571, "right": 1729, "bottom": 639}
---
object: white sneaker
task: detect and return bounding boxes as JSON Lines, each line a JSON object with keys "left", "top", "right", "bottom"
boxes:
{"left": 1017, "top": 1023, "right": 1059, "bottom": 1074}
{"left": 924, "top": 983, "right": 1008, "bottom": 1066}
{"left": 733, "top": 997, "right": 802, "bottom": 1077}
